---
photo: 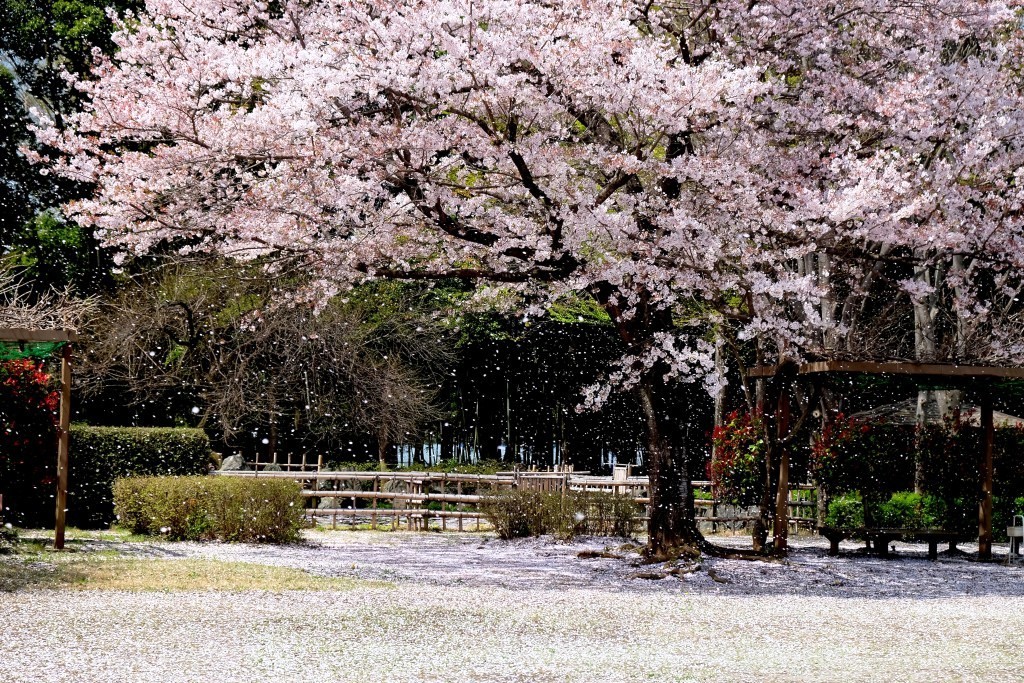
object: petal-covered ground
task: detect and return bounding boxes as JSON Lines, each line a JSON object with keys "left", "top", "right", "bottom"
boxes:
{"left": 2, "top": 531, "right": 1022, "bottom": 682}
{"left": 142, "top": 531, "right": 1024, "bottom": 598}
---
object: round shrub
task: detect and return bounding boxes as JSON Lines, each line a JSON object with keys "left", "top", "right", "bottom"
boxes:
{"left": 113, "top": 475, "right": 304, "bottom": 543}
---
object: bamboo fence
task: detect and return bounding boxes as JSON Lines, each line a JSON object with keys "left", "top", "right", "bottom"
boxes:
{"left": 214, "top": 468, "right": 817, "bottom": 532}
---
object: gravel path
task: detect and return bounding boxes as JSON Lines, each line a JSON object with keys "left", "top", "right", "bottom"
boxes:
{"left": 109, "top": 530, "right": 1024, "bottom": 598}
{"left": 3, "top": 531, "right": 1023, "bottom": 682}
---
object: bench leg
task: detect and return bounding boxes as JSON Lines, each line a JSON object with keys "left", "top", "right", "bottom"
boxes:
{"left": 875, "top": 536, "right": 898, "bottom": 557}
{"left": 828, "top": 538, "right": 840, "bottom": 556}
{"left": 928, "top": 541, "right": 938, "bottom": 561}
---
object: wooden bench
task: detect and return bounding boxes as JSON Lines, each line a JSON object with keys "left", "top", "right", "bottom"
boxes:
{"left": 820, "top": 526, "right": 867, "bottom": 556}
{"left": 820, "top": 527, "right": 972, "bottom": 560}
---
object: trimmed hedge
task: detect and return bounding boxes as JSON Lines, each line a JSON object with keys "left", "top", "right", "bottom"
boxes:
{"left": 69, "top": 426, "right": 213, "bottom": 528}
{"left": 113, "top": 476, "right": 304, "bottom": 543}
{"left": 826, "top": 490, "right": 1024, "bottom": 540}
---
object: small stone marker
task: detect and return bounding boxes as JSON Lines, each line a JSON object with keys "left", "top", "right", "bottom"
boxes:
{"left": 219, "top": 453, "right": 248, "bottom": 471}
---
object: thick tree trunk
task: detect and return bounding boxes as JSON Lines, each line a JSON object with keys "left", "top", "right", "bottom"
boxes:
{"left": 268, "top": 400, "right": 278, "bottom": 465}
{"left": 637, "top": 379, "right": 704, "bottom": 559}
{"left": 710, "top": 334, "right": 726, "bottom": 532}
{"left": 752, "top": 344, "right": 770, "bottom": 553}
{"left": 772, "top": 393, "right": 792, "bottom": 552}
{"left": 752, "top": 442, "right": 773, "bottom": 553}
{"left": 377, "top": 432, "right": 390, "bottom": 469}
{"left": 592, "top": 283, "right": 704, "bottom": 558}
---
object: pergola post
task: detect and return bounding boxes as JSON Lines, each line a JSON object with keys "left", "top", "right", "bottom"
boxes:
{"left": 54, "top": 343, "right": 72, "bottom": 550}
{"left": 979, "top": 388, "right": 994, "bottom": 560}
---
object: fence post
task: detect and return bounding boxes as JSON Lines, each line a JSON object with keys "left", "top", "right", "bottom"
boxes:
{"left": 372, "top": 475, "right": 379, "bottom": 530}
{"left": 441, "top": 473, "right": 447, "bottom": 531}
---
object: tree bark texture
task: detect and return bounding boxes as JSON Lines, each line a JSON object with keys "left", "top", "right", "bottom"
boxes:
{"left": 637, "top": 379, "right": 704, "bottom": 558}
{"left": 772, "top": 392, "right": 791, "bottom": 552}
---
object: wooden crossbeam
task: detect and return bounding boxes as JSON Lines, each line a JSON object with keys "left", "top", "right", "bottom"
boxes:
{"left": 0, "top": 328, "right": 80, "bottom": 342}
{"left": 748, "top": 360, "right": 1024, "bottom": 380}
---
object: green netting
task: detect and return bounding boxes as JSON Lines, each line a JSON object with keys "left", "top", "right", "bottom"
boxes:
{"left": 0, "top": 340, "right": 66, "bottom": 361}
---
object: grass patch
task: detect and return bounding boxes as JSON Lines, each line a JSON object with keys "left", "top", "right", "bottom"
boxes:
{"left": 1, "top": 554, "right": 386, "bottom": 592}
{"left": 21, "top": 527, "right": 153, "bottom": 544}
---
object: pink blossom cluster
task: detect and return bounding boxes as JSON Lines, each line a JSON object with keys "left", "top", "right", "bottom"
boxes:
{"left": 37, "top": 0, "right": 1024, "bottom": 392}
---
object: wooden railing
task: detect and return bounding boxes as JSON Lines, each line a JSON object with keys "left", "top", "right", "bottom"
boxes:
{"left": 214, "top": 469, "right": 817, "bottom": 532}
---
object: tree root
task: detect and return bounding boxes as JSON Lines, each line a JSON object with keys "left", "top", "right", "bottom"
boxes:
{"left": 627, "top": 570, "right": 671, "bottom": 580}
{"left": 642, "top": 539, "right": 784, "bottom": 564}
{"left": 577, "top": 550, "right": 626, "bottom": 560}
{"left": 666, "top": 562, "right": 701, "bottom": 577}
{"left": 699, "top": 541, "right": 785, "bottom": 562}
{"left": 707, "top": 567, "right": 731, "bottom": 583}
{"left": 641, "top": 544, "right": 701, "bottom": 564}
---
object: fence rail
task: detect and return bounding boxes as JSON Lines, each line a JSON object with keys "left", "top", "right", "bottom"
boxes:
{"left": 215, "top": 469, "right": 817, "bottom": 532}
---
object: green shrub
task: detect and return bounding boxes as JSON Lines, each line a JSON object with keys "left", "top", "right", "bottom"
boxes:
{"left": 825, "top": 492, "right": 864, "bottom": 528}
{"left": 828, "top": 491, "right": 953, "bottom": 529}
{"left": 574, "top": 491, "right": 640, "bottom": 537}
{"left": 113, "top": 476, "right": 304, "bottom": 543}
{"left": 992, "top": 495, "right": 1024, "bottom": 540}
{"left": 873, "top": 492, "right": 943, "bottom": 529}
{"left": 0, "top": 525, "right": 18, "bottom": 554}
{"left": 481, "top": 489, "right": 639, "bottom": 539}
{"left": 418, "top": 459, "right": 505, "bottom": 475}
{"left": 481, "top": 488, "right": 557, "bottom": 539}
{"left": 70, "top": 426, "right": 212, "bottom": 528}
{"left": 814, "top": 417, "right": 1024, "bottom": 533}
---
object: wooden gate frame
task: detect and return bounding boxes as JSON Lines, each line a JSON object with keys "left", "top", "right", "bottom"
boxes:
{"left": 750, "top": 361, "right": 1024, "bottom": 560}
{"left": 1, "top": 328, "right": 78, "bottom": 549}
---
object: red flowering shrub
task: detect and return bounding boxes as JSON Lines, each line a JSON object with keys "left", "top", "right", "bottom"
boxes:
{"left": 709, "top": 410, "right": 766, "bottom": 505}
{"left": 809, "top": 413, "right": 871, "bottom": 491}
{"left": 0, "top": 359, "right": 60, "bottom": 526}
{"left": 811, "top": 412, "right": 982, "bottom": 530}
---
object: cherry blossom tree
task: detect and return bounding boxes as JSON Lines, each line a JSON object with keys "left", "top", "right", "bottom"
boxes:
{"left": 37, "top": 0, "right": 1024, "bottom": 556}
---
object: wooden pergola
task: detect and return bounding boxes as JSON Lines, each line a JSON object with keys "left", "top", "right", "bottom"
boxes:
{"left": 749, "top": 360, "right": 1024, "bottom": 560}
{"left": 0, "top": 328, "right": 78, "bottom": 549}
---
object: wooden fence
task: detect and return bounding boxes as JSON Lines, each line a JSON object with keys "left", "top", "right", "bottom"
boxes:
{"left": 214, "top": 469, "right": 817, "bottom": 533}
